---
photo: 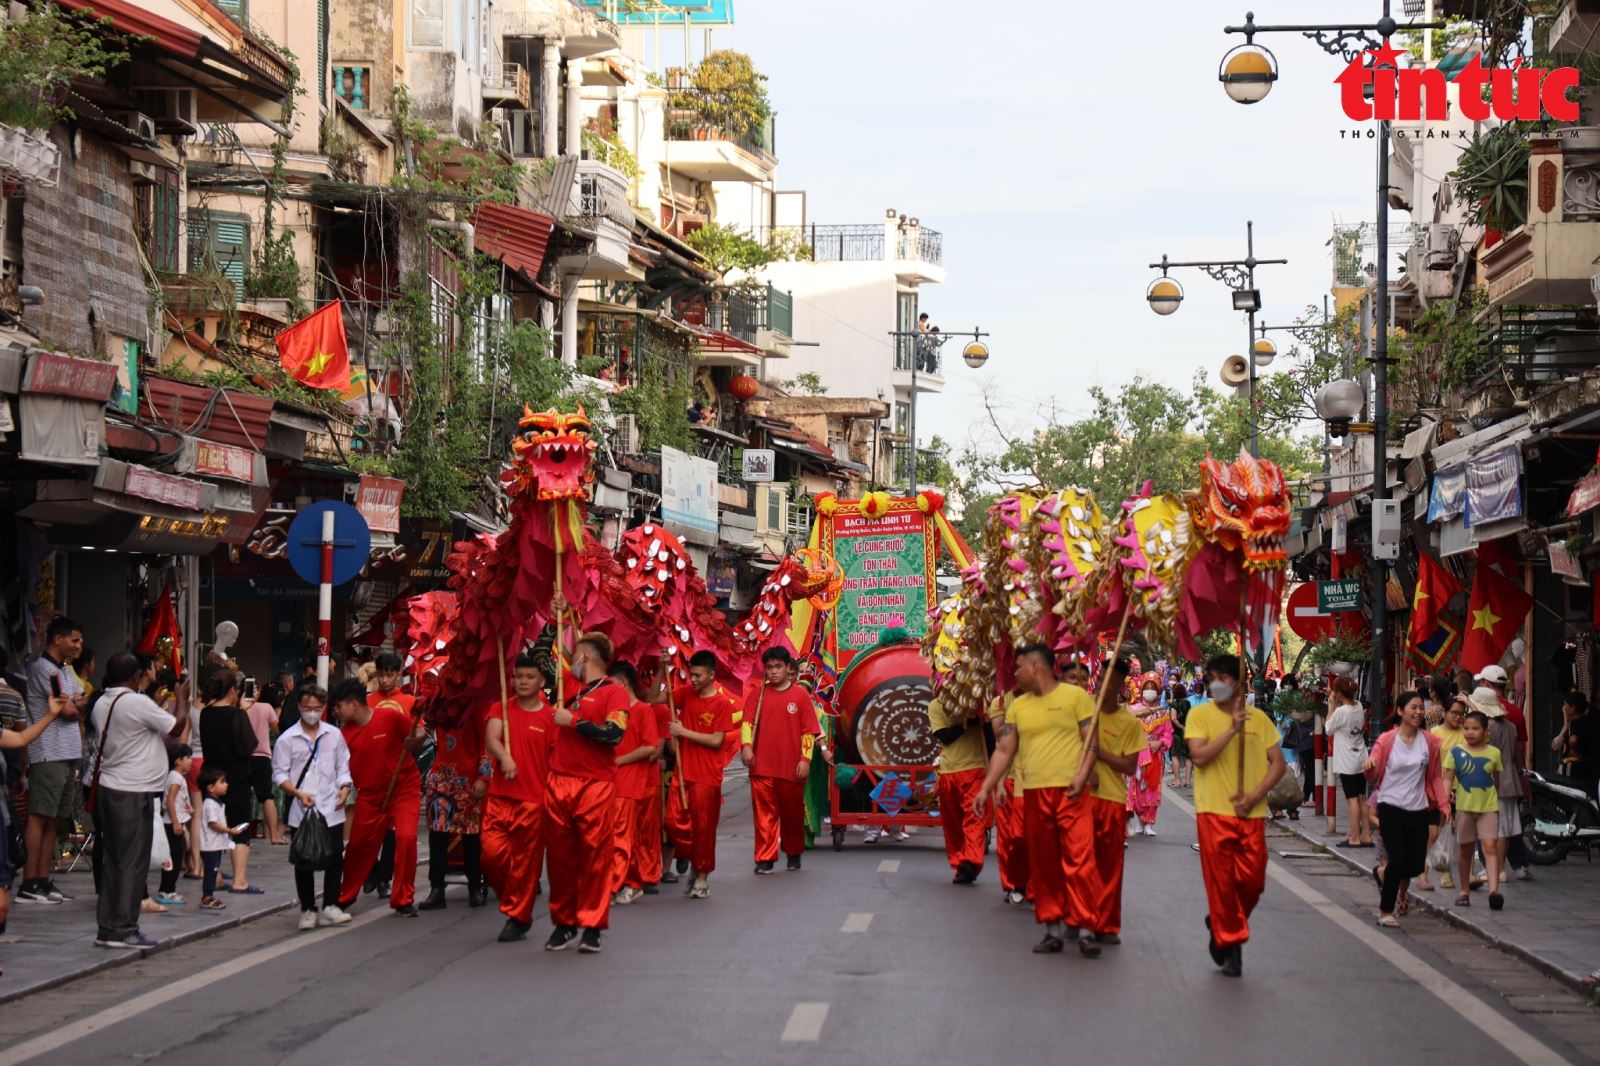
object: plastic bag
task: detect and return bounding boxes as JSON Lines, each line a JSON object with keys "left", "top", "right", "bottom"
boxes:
{"left": 1428, "top": 820, "right": 1455, "bottom": 872}
{"left": 289, "top": 808, "right": 338, "bottom": 871}
{"left": 151, "top": 807, "right": 171, "bottom": 871}
{"left": 1268, "top": 769, "right": 1305, "bottom": 812}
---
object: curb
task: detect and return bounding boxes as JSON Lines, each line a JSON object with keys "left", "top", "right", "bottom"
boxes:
{"left": 1275, "top": 818, "right": 1595, "bottom": 998}
{"left": 0, "top": 899, "right": 299, "bottom": 1006}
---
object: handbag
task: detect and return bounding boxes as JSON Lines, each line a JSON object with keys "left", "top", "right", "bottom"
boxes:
{"left": 287, "top": 735, "right": 337, "bottom": 872}
{"left": 84, "top": 692, "right": 128, "bottom": 815}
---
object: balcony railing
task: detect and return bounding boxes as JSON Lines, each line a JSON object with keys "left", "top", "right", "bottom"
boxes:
{"left": 482, "top": 62, "right": 532, "bottom": 109}
{"left": 894, "top": 333, "right": 942, "bottom": 375}
{"left": 664, "top": 88, "right": 776, "bottom": 163}
{"left": 756, "top": 224, "right": 943, "bottom": 267}
{"left": 766, "top": 284, "right": 792, "bottom": 337}
{"left": 725, "top": 290, "right": 761, "bottom": 344}
{"left": 333, "top": 66, "right": 371, "bottom": 110}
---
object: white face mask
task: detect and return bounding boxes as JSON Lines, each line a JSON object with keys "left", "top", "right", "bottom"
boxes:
{"left": 1142, "top": 689, "right": 1159, "bottom": 703}
{"left": 300, "top": 710, "right": 322, "bottom": 727}
{"left": 1209, "top": 680, "right": 1237, "bottom": 703}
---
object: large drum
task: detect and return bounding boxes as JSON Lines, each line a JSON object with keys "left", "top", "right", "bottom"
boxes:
{"left": 835, "top": 640, "right": 938, "bottom": 767}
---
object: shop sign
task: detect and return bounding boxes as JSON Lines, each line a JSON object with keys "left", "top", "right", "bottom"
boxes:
{"left": 22, "top": 351, "right": 120, "bottom": 401}
{"left": 124, "top": 465, "right": 207, "bottom": 511}
{"left": 183, "top": 438, "right": 258, "bottom": 483}
{"left": 1569, "top": 468, "right": 1600, "bottom": 517}
{"left": 740, "top": 449, "right": 775, "bottom": 483}
{"left": 1318, "top": 578, "right": 1362, "bottom": 613}
{"left": 1549, "top": 542, "right": 1586, "bottom": 584}
{"left": 355, "top": 475, "right": 405, "bottom": 534}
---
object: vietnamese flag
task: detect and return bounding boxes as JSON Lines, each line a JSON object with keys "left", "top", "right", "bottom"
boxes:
{"left": 276, "top": 300, "right": 351, "bottom": 390}
{"left": 1459, "top": 561, "right": 1533, "bottom": 673}
{"left": 1407, "top": 553, "right": 1460, "bottom": 653}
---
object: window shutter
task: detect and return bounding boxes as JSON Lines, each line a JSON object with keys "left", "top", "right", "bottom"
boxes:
{"left": 188, "top": 211, "right": 249, "bottom": 299}
{"left": 766, "top": 486, "right": 784, "bottom": 532}
{"left": 317, "top": 0, "right": 328, "bottom": 108}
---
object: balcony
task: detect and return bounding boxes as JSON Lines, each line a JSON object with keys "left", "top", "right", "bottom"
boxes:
{"left": 759, "top": 222, "right": 945, "bottom": 282}
{"left": 555, "top": 158, "right": 638, "bottom": 281}
{"left": 1459, "top": 307, "right": 1600, "bottom": 422}
{"left": 333, "top": 66, "right": 371, "bottom": 110}
{"left": 1482, "top": 139, "right": 1600, "bottom": 307}
{"left": 892, "top": 334, "right": 945, "bottom": 394}
{"left": 663, "top": 89, "right": 777, "bottom": 182}
{"left": 482, "top": 63, "right": 532, "bottom": 109}
{"left": 758, "top": 284, "right": 792, "bottom": 358}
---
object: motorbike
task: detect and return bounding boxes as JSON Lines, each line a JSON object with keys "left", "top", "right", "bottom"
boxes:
{"left": 1523, "top": 768, "right": 1600, "bottom": 865}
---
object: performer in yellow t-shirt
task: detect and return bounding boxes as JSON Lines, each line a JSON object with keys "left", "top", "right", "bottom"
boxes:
{"left": 928, "top": 695, "right": 989, "bottom": 885}
{"left": 986, "top": 691, "right": 1028, "bottom": 906}
{"left": 975, "top": 644, "right": 1102, "bottom": 958}
{"left": 1186, "top": 654, "right": 1286, "bottom": 978}
{"left": 1087, "top": 659, "right": 1146, "bottom": 943}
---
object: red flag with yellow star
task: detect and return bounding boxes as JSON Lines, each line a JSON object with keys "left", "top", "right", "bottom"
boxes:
{"left": 276, "top": 300, "right": 350, "bottom": 391}
{"left": 1407, "top": 552, "right": 1460, "bottom": 653}
{"left": 1460, "top": 561, "right": 1532, "bottom": 673}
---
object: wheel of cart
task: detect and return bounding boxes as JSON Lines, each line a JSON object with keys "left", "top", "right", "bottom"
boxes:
{"left": 828, "top": 763, "right": 943, "bottom": 848}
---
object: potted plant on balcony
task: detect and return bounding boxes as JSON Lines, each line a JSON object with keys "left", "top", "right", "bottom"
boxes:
{"left": 1307, "top": 634, "right": 1373, "bottom": 677}
{"left": 689, "top": 50, "right": 772, "bottom": 142}
{"left": 0, "top": 5, "right": 127, "bottom": 188}
{"left": 1452, "top": 125, "right": 1530, "bottom": 247}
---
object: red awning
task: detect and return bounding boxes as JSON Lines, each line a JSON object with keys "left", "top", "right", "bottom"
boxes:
{"left": 57, "top": 0, "right": 205, "bottom": 57}
{"left": 693, "top": 328, "right": 760, "bottom": 356}
{"left": 475, "top": 202, "right": 556, "bottom": 280}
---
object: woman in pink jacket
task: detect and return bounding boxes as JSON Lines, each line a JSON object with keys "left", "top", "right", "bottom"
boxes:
{"left": 1364, "top": 690, "right": 1451, "bottom": 928}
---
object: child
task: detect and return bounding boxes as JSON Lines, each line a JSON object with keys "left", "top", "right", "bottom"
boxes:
{"left": 1443, "top": 710, "right": 1503, "bottom": 911}
{"left": 155, "top": 745, "right": 194, "bottom": 906}
{"left": 199, "top": 768, "right": 247, "bottom": 910}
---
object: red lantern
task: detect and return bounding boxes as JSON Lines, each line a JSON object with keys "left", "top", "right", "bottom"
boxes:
{"left": 728, "top": 374, "right": 760, "bottom": 400}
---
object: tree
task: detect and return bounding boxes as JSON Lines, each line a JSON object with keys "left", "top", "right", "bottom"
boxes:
{"left": 784, "top": 371, "right": 827, "bottom": 396}
{"left": 684, "top": 223, "right": 777, "bottom": 276}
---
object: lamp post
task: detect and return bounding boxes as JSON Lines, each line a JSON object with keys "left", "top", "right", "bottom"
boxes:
{"left": 1147, "top": 221, "right": 1286, "bottom": 456}
{"left": 1221, "top": 4, "right": 1443, "bottom": 719}
{"left": 886, "top": 326, "right": 990, "bottom": 495}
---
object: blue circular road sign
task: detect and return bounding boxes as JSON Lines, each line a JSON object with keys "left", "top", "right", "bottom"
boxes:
{"left": 285, "top": 500, "right": 372, "bottom": 587}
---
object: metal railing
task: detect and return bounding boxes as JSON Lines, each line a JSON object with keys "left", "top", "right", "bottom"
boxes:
{"left": 765, "top": 284, "right": 792, "bottom": 336}
{"left": 894, "top": 334, "right": 942, "bottom": 375}
{"left": 755, "top": 224, "right": 943, "bottom": 266}
{"left": 663, "top": 88, "right": 776, "bottom": 163}
{"left": 725, "top": 290, "right": 761, "bottom": 344}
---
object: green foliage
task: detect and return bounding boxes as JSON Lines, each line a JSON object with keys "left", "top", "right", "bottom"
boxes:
{"left": 390, "top": 85, "right": 525, "bottom": 204}
{"left": 1452, "top": 124, "right": 1530, "bottom": 233}
{"left": 1307, "top": 634, "right": 1373, "bottom": 669}
{"left": 917, "top": 434, "right": 960, "bottom": 492}
{"left": 582, "top": 116, "right": 639, "bottom": 179}
{"left": 684, "top": 222, "right": 778, "bottom": 276}
{"left": 784, "top": 371, "right": 827, "bottom": 396}
{"left": 684, "top": 50, "right": 772, "bottom": 140}
{"left": 0, "top": 4, "right": 125, "bottom": 131}
{"left": 609, "top": 355, "right": 696, "bottom": 456}
{"left": 1393, "top": 287, "right": 1486, "bottom": 404}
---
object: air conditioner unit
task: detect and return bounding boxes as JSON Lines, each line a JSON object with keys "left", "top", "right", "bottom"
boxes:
{"left": 137, "top": 89, "right": 199, "bottom": 135}
{"left": 1425, "top": 223, "right": 1458, "bottom": 270}
{"left": 108, "top": 111, "right": 157, "bottom": 143}
{"left": 128, "top": 158, "right": 157, "bottom": 184}
{"left": 614, "top": 413, "right": 640, "bottom": 455}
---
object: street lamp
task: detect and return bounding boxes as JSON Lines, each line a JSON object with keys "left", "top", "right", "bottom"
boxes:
{"left": 1219, "top": 41, "right": 1279, "bottom": 103}
{"left": 1315, "top": 379, "right": 1365, "bottom": 440}
{"left": 1252, "top": 337, "right": 1277, "bottom": 367}
{"left": 1147, "top": 223, "right": 1287, "bottom": 457}
{"left": 886, "top": 325, "right": 991, "bottom": 495}
{"left": 1222, "top": 3, "right": 1443, "bottom": 725}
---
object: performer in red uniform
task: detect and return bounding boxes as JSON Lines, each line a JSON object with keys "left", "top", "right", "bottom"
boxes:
{"left": 606, "top": 662, "right": 660, "bottom": 906}
{"left": 482, "top": 652, "right": 556, "bottom": 942}
{"left": 668, "top": 650, "right": 740, "bottom": 899}
{"left": 988, "top": 690, "right": 1029, "bottom": 906}
{"left": 334, "top": 678, "right": 424, "bottom": 915}
{"left": 637, "top": 677, "right": 671, "bottom": 893}
{"left": 1086, "top": 660, "right": 1145, "bottom": 944}
{"left": 743, "top": 647, "right": 821, "bottom": 874}
{"left": 544, "top": 629, "right": 630, "bottom": 954}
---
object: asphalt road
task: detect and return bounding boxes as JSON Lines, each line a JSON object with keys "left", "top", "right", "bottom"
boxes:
{"left": 2, "top": 773, "right": 1596, "bottom": 1065}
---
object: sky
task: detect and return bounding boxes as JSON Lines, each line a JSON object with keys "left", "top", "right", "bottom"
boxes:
{"left": 642, "top": 1, "right": 1410, "bottom": 460}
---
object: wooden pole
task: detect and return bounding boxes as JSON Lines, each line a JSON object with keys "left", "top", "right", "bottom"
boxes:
{"left": 497, "top": 632, "right": 511, "bottom": 765}
{"left": 1094, "top": 597, "right": 1136, "bottom": 752}
{"left": 381, "top": 701, "right": 424, "bottom": 809}
{"left": 662, "top": 657, "right": 687, "bottom": 807}
{"left": 555, "top": 504, "right": 567, "bottom": 711}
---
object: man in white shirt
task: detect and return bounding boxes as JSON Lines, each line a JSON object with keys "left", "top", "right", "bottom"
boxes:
{"left": 88, "top": 653, "right": 177, "bottom": 949}
{"left": 272, "top": 684, "right": 354, "bottom": 929}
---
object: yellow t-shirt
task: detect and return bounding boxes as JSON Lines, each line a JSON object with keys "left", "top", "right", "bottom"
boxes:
{"left": 1090, "top": 706, "right": 1145, "bottom": 805}
{"left": 1009, "top": 683, "right": 1096, "bottom": 791}
{"left": 989, "top": 694, "right": 1021, "bottom": 784}
{"left": 927, "top": 697, "right": 986, "bottom": 775}
{"left": 1186, "top": 702, "right": 1283, "bottom": 819}
{"left": 1430, "top": 724, "right": 1465, "bottom": 755}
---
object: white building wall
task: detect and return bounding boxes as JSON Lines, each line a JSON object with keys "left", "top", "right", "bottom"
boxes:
{"left": 760, "top": 260, "right": 900, "bottom": 401}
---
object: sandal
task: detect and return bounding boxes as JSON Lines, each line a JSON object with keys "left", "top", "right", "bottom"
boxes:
{"left": 140, "top": 899, "right": 169, "bottom": 914}
{"left": 1377, "top": 914, "right": 1400, "bottom": 928}
{"left": 1397, "top": 893, "right": 1410, "bottom": 917}
{"left": 1454, "top": 894, "right": 1471, "bottom": 907}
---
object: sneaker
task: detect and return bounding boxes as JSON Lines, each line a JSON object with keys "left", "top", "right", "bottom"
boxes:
{"left": 786, "top": 855, "right": 802, "bottom": 872}
{"left": 952, "top": 861, "right": 978, "bottom": 885}
{"left": 298, "top": 910, "right": 319, "bottom": 931}
{"left": 1205, "top": 916, "right": 1225, "bottom": 966}
{"left": 893, "top": 830, "right": 910, "bottom": 842}
{"left": 393, "top": 903, "right": 418, "bottom": 917}
{"left": 1515, "top": 867, "right": 1533, "bottom": 882}
{"left": 17, "top": 882, "right": 61, "bottom": 905}
{"left": 754, "top": 861, "right": 777, "bottom": 875}
{"left": 376, "top": 881, "right": 391, "bottom": 900}
{"left": 1032, "top": 933, "right": 1065, "bottom": 954}
{"left": 1142, "top": 824, "right": 1157, "bottom": 837}
{"left": 498, "top": 918, "right": 530, "bottom": 942}
{"left": 1004, "top": 890, "right": 1026, "bottom": 906}
{"left": 688, "top": 879, "right": 710, "bottom": 899}
{"left": 862, "top": 830, "right": 880, "bottom": 845}
{"left": 1221, "top": 944, "right": 1243, "bottom": 977}
{"left": 1078, "top": 935, "right": 1102, "bottom": 958}
{"left": 43, "top": 880, "right": 74, "bottom": 902}
{"left": 613, "top": 886, "right": 642, "bottom": 905}
{"left": 545, "top": 925, "right": 579, "bottom": 951}
{"left": 95, "top": 932, "right": 156, "bottom": 950}
{"left": 1097, "top": 933, "right": 1122, "bottom": 945}
{"left": 319, "top": 905, "right": 351, "bottom": 926}
{"left": 578, "top": 928, "right": 603, "bottom": 954}
{"left": 674, "top": 858, "right": 690, "bottom": 875}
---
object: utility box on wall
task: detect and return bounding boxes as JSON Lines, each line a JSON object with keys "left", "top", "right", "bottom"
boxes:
{"left": 1372, "top": 500, "right": 1401, "bottom": 560}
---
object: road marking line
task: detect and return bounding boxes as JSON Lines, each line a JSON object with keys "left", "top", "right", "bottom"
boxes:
{"left": 1164, "top": 791, "right": 1569, "bottom": 1066}
{"left": 781, "top": 1002, "right": 829, "bottom": 1042}
{"left": 841, "top": 912, "right": 873, "bottom": 933}
{"left": 0, "top": 907, "right": 391, "bottom": 1066}
{"left": 876, "top": 859, "right": 900, "bottom": 873}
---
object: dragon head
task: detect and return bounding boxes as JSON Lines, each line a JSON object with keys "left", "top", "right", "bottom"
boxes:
{"left": 505, "top": 405, "right": 597, "bottom": 501}
{"left": 1190, "top": 448, "right": 1291, "bottom": 571}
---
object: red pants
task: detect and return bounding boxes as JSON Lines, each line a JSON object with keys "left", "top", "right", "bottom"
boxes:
{"left": 610, "top": 795, "right": 643, "bottom": 893}
{"left": 1090, "top": 796, "right": 1127, "bottom": 935}
{"left": 338, "top": 790, "right": 420, "bottom": 909}
{"left": 545, "top": 773, "right": 616, "bottom": 930}
{"left": 1197, "top": 813, "right": 1267, "bottom": 948}
{"left": 751, "top": 775, "right": 806, "bottom": 863}
{"left": 637, "top": 777, "right": 663, "bottom": 885}
{"left": 667, "top": 779, "right": 722, "bottom": 874}
{"left": 482, "top": 795, "right": 544, "bottom": 925}
{"left": 937, "top": 768, "right": 987, "bottom": 872}
{"left": 1023, "top": 787, "right": 1098, "bottom": 929}
{"left": 664, "top": 773, "right": 692, "bottom": 852}
{"left": 995, "top": 778, "right": 1029, "bottom": 894}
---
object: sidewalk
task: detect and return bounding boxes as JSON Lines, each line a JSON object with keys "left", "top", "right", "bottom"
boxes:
{"left": 0, "top": 845, "right": 304, "bottom": 1004}
{"left": 1278, "top": 808, "right": 1600, "bottom": 995}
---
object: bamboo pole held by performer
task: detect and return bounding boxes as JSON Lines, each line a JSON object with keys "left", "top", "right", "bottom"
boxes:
{"left": 662, "top": 656, "right": 687, "bottom": 807}
{"left": 497, "top": 632, "right": 511, "bottom": 765}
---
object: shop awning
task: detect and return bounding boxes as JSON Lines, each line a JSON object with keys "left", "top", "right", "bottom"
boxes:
{"left": 475, "top": 202, "right": 556, "bottom": 281}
